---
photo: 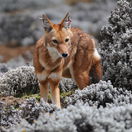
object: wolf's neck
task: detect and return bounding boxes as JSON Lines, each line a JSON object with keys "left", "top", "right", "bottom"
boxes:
{"left": 47, "top": 46, "right": 61, "bottom": 62}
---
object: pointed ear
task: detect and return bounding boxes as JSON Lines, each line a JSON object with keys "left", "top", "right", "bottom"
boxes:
{"left": 40, "top": 14, "right": 54, "bottom": 32}
{"left": 60, "top": 12, "right": 72, "bottom": 29}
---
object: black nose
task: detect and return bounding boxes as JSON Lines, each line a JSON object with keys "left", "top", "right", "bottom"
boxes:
{"left": 62, "top": 53, "right": 68, "bottom": 58}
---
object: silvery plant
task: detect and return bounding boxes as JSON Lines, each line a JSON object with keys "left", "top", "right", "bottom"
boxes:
{"left": 100, "top": 0, "right": 132, "bottom": 90}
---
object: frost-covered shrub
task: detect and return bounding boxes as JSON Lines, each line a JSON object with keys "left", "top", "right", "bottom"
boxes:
{"left": 8, "top": 103, "right": 132, "bottom": 132}
{"left": 0, "top": 63, "right": 9, "bottom": 73}
{"left": 0, "top": 63, "right": 9, "bottom": 77}
{"left": 19, "top": 98, "right": 57, "bottom": 124}
{"left": 59, "top": 78, "right": 77, "bottom": 92}
{"left": 0, "top": 0, "right": 62, "bottom": 12}
{"left": 0, "top": 101, "right": 21, "bottom": 129}
{"left": 0, "top": 98, "right": 57, "bottom": 130}
{"left": 64, "top": 81, "right": 132, "bottom": 107}
{"left": 0, "top": 66, "right": 39, "bottom": 96}
{"left": 0, "top": 14, "right": 39, "bottom": 45}
{"left": 71, "top": 0, "right": 116, "bottom": 37}
{"left": 100, "top": 0, "right": 132, "bottom": 90}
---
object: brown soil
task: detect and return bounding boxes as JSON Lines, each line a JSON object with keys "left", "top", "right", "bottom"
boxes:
{"left": 0, "top": 96, "right": 25, "bottom": 107}
{"left": 0, "top": 45, "right": 34, "bottom": 62}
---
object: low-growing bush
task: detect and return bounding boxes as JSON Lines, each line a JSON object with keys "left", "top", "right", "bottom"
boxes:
{"left": 64, "top": 81, "right": 132, "bottom": 108}
{"left": 100, "top": 0, "right": 132, "bottom": 90}
{"left": 0, "top": 66, "right": 39, "bottom": 97}
{"left": 7, "top": 102, "right": 132, "bottom": 132}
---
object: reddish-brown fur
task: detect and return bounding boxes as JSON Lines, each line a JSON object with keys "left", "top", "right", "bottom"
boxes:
{"left": 33, "top": 13, "right": 102, "bottom": 108}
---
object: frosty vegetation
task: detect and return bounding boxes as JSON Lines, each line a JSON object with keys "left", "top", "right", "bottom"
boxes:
{"left": 0, "top": 98, "right": 57, "bottom": 130}
{"left": 1, "top": 81, "right": 132, "bottom": 132}
{"left": 64, "top": 81, "right": 132, "bottom": 108}
{"left": 100, "top": 0, "right": 132, "bottom": 90}
{"left": 15, "top": 104, "right": 132, "bottom": 132}
{"left": 0, "top": 66, "right": 39, "bottom": 97}
{"left": 0, "top": 0, "right": 132, "bottom": 132}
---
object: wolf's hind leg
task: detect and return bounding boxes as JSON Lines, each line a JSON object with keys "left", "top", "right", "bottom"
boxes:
{"left": 92, "top": 59, "right": 102, "bottom": 83}
{"left": 73, "top": 70, "right": 90, "bottom": 90}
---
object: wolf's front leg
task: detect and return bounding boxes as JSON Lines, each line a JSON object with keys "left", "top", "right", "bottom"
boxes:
{"left": 39, "top": 81, "right": 49, "bottom": 102}
{"left": 49, "top": 79, "right": 61, "bottom": 108}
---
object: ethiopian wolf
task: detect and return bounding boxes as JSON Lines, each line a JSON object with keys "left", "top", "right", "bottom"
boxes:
{"left": 33, "top": 13, "right": 102, "bottom": 108}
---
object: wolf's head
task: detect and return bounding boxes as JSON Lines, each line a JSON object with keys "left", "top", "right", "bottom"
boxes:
{"left": 41, "top": 13, "right": 73, "bottom": 58}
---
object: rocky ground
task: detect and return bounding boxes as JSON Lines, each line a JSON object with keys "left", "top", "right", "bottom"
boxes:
{"left": 0, "top": 0, "right": 132, "bottom": 132}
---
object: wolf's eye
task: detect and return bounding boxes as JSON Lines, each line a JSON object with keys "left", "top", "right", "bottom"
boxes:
{"left": 52, "top": 39, "right": 58, "bottom": 44}
{"left": 65, "top": 38, "right": 69, "bottom": 42}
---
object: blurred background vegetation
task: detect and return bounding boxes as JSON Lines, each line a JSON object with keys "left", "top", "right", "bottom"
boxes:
{"left": 0, "top": 0, "right": 116, "bottom": 67}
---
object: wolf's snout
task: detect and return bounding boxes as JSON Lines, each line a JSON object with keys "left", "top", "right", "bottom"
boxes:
{"left": 62, "top": 53, "right": 68, "bottom": 58}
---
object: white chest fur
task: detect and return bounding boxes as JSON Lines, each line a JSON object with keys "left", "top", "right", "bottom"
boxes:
{"left": 37, "top": 71, "right": 48, "bottom": 81}
{"left": 47, "top": 46, "right": 61, "bottom": 62}
{"left": 37, "top": 71, "right": 61, "bottom": 82}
